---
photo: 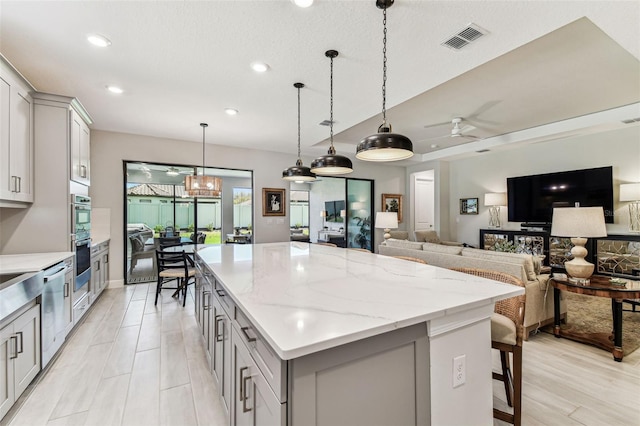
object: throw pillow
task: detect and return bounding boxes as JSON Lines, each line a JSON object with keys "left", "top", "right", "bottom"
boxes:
{"left": 414, "top": 230, "right": 441, "bottom": 244}
{"left": 385, "top": 238, "right": 424, "bottom": 251}
{"left": 422, "top": 242, "right": 463, "bottom": 255}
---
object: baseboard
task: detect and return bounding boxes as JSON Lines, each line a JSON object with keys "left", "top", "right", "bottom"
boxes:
{"left": 107, "top": 278, "right": 124, "bottom": 288}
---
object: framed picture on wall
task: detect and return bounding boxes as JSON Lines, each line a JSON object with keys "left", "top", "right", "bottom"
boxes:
{"left": 263, "top": 188, "right": 286, "bottom": 216}
{"left": 460, "top": 198, "right": 479, "bottom": 215}
{"left": 382, "top": 193, "right": 403, "bottom": 223}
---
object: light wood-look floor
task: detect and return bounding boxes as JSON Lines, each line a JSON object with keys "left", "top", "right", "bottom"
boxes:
{"left": 3, "top": 284, "right": 639, "bottom": 426}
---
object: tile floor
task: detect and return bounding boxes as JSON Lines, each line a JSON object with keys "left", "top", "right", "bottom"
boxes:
{"left": 3, "top": 283, "right": 640, "bottom": 426}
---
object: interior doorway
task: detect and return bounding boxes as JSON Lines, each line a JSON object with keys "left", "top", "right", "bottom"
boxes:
{"left": 413, "top": 170, "right": 435, "bottom": 232}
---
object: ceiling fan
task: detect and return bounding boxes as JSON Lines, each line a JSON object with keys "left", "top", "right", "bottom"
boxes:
{"left": 440, "top": 117, "right": 482, "bottom": 141}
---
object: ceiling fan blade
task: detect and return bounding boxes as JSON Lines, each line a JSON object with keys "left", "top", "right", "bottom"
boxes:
{"left": 423, "top": 120, "right": 452, "bottom": 130}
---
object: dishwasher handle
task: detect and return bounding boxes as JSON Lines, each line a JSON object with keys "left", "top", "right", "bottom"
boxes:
{"left": 44, "top": 263, "right": 72, "bottom": 282}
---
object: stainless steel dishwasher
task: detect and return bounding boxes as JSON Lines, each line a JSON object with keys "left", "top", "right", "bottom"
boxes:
{"left": 41, "top": 260, "right": 72, "bottom": 367}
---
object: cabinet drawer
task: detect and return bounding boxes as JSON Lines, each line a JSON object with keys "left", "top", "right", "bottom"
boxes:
{"left": 73, "top": 293, "right": 90, "bottom": 325}
{"left": 234, "top": 307, "right": 286, "bottom": 403}
{"left": 214, "top": 280, "right": 234, "bottom": 317}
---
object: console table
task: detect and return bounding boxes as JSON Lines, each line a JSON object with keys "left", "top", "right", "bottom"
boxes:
{"left": 480, "top": 230, "right": 640, "bottom": 275}
{"left": 550, "top": 275, "right": 640, "bottom": 361}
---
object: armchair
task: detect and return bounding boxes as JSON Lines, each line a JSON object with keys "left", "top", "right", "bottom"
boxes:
{"left": 129, "top": 234, "right": 156, "bottom": 274}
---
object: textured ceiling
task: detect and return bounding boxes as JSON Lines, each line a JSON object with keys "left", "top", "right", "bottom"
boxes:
{"left": 1, "top": 1, "right": 639, "bottom": 165}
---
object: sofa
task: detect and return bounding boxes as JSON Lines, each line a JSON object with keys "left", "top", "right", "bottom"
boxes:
{"left": 379, "top": 238, "right": 566, "bottom": 339}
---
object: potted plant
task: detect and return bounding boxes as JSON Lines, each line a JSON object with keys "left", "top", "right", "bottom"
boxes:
{"left": 353, "top": 216, "right": 371, "bottom": 250}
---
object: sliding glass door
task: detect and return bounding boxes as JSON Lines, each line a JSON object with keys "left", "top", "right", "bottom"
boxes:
{"left": 124, "top": 161, "right": 252, "bottom": 284}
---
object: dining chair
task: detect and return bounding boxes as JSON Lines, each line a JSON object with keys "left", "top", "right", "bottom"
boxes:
{"left": 155, "top": 249, "right": 196, "bottom": 307}
{"left": 158, "top": 236, "right": 181, "bottom": 249}
{"left": 316, "top": 242, "right": 338, "bottom": 247}
{"left": 451, "top": 268, "right": 525, "bottom": 426}
{"left": 391, "top": 255, "right": 427, "bottom": 264}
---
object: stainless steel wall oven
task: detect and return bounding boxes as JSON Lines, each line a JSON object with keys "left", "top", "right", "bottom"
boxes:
{"left": 72, "top": 195, "right": 91, "bottom": 299}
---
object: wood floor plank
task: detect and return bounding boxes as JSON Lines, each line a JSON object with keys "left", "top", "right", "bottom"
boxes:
{"left": 120, "top": 299, "right": 146, "bottom": 327}
{"left": 102, "top": 325, "right": 141, "bottom": 378}
{"left": 160, "top": 330, "right": 190, "bottom": 390}
{"left": 159, "top": 384, "right": 197, "bottom": 426}
{"left": 45, "top": 411, "right": 88, "bottom": 426}
{"left": 137, "top": 313, "right": 162, "bottom": 352}
{"left": 121, "top": 349, "right": 160, "bottom": 426}
{"left": 131, "top": 283, "right": 150, "bottom": 301}
{"left": 48, "top": 342, "right": 112, "bottom": 420}
{"left": 83, "top": 374, "right": 130, "bottom": 426}
{"left": 187, "top": 354, "right": 227, "bottom": 426}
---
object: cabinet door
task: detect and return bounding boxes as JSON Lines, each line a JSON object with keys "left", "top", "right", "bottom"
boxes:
{"left": 211, "top": 296, "right": 230, "bottom": 417}
{"left": 63, "top": 270, "right": 74, "bottom": 336}
{"left": 70, "top": 109, "right": 89, "bottom": 185}
{"left": 0, "top": 76, "right": 11, "bottom": 200}
{"left": 232, "top": 329, "right": 284, "bottom": 426}
{"left": 91, "top": 257, "right": 101, "bottom": 299}
{"left": 0, "top": 76, "right": 33, "bottom": 203}
{"left": 102, "top": 250, "right": 109, "bottom": 289}
{"left": 12, "top": 305, "right": 40, "bottom": 398}
{"left": 9, "top": 86, "right": 33, "bottom": 202}
{"left": 0, "top": 324, "right": 16, "bottom": 420}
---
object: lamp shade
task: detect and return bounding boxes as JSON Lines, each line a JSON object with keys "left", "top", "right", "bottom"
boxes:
{"left": 375, "top": 211, "right": 398, "bottom": 230}
{"left": 550, "top": 207, "right": 607, "bottom": 238}
{"left": 356, "top": 130, "right": 414, "bottom": 162}
{"left": 484, "top": 192, "right": 507, "bottom": 207}
{"left": 620, "top": 183, "right": 640, "bottom": 201}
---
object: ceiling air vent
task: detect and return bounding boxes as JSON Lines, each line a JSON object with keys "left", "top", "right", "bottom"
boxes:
{"left": 441, "top": 24, "right": 488, "bottom": 50}
{"left": 621, "top": 117, "right": 640, "bottom": 124}
{"left": 476, "top": 149, "right": 490, "bottom": 153}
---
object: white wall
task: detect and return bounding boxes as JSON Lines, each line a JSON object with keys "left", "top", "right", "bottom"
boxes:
{"left": 90, "top": 130, "right": 405, "bottom": 285}
{"left": 447, "top": 125, "right": 640, "bottom": 247}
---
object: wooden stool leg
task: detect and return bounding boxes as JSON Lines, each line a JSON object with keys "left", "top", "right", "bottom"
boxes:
{"left": 512, "top": 346, "right": 523, "bottom": 426}
{"left": 500, "top": 350, "right": 513, "bottom": 407}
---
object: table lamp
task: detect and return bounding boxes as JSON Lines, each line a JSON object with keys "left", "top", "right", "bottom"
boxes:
{"left": 375, "top": 212, "right": 398, "bottom": 240}
{"left": 550, "top": 206, "right": 607, "bottom": 282}
{"left": 484, "top": 192, "right": 507, "bottom": 228}
{"left": 620, "top": 183, "right": 640, "bottom": 232}
{"left": 320, "top": 210, "right": 327, "bottom": 229}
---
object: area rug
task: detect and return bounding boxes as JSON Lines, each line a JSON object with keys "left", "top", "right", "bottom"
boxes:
{"left": 544, "top": 292, "right": 640, "bottom": 356}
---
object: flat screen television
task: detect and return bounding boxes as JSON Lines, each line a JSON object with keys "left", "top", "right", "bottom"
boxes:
{"left": 325, "top": 200, "right": 345, "bottom": 223}
{"left": 507, "top": 166, "right": 614, "bottom": 224}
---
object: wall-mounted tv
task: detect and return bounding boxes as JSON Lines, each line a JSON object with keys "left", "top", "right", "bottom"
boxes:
{"left": 325, "top": 200, "right": 345, "bottom": 223}
{"left": 507, "top": 166, "right": 614, "bottom": 224}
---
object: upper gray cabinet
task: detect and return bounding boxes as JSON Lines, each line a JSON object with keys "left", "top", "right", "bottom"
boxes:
{"left": 70, "top": 107, "right": 90, "bottom": 186}
{"left": 0, "top": 58, "right": 34, "bottom": 206}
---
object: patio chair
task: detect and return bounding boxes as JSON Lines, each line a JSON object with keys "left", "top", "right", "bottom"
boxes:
{"left": 129, "top": 234, "right": 156, "bottom": 274}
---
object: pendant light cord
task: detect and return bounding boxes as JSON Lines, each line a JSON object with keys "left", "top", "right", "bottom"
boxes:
{"left": 329, "top": 54, "right": 334, "bottom": 148}
{"left": 382, "top": 5, "right": 387, "bottom": 125}
{"left": 297, "top": 85, "right": 301, "bottom": 160}
{"left": 201, "top": 123, "right": 208, "bottom": 176}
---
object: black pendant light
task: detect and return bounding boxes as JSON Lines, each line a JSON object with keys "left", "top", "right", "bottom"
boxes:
{"left": 310, "top": 50, "right": 353, "bottom": 175}
{"left": 356, "top": 0, "right": 413, "bottom": 162}
{"left": 283, "top": 83, "right": 316, "bottom": 182}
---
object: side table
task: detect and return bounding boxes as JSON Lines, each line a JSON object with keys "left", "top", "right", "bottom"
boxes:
{"left": 549, "top": 275, "right": 640, "bottom": 361}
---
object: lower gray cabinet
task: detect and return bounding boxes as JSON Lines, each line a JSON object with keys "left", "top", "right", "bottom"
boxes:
{"left": 231, "top": 328, "right": 285, "bottom": 426}
{"left": 211, "top": 293, "right": 231, "bottom": 417}
{"left": 90, "top": 242, "right": 109, "bottom": 301}
{"left": 0, "top": 304, "right": 40, "bottom": 420}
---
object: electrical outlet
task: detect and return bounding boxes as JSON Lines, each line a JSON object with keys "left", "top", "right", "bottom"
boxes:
{"left": 453, "top": 355, "right": 466, "bottom": 388}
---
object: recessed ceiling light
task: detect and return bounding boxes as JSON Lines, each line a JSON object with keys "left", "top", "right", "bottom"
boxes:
{"left": 224, "top": 108, "right": 238, "bottom": 116}
{"left": 292, "top": 0, "right": 314, "bottom": 7}
{"left": 250, "top": 62, "right": 269, "bottom": 73}
{"left": 87, "top": 34, "right": 111, "bottom": 47}
{"left": 106, "top": 85, "right": 123, "bottom": 94}
{"left": 430, "top": 144, "right": 439, "bottom": 149}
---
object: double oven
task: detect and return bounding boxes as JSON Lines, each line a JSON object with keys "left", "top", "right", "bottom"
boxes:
{"left": 71, "top": 194, "right": 91, "bottom": 303}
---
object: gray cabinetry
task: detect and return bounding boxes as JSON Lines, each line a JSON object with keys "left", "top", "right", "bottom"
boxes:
{"left": 63, "top": 259, "right": 74, "bottom": 337}
{"left": 70, "top": 108, "right": 90, "bottom": 186}
{"left": 212, "top": 284, "right": 231, "bottom": 417}
{"left": 0, "top": 57, "right": 34, "bottom": 206}
{"left": 0, "top": 304, "right": 40, "bottom": 420}
{"left": 90, "top": 241, "right": 109, "bottom": 301}
{"left": 231, "top": 328, "right": 285, "bottom": 426}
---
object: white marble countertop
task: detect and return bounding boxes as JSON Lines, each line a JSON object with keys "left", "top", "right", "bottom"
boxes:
{"left": 0, "top": 252, "right": 75, "bottom": 274}
{"left": 196, "top": 242, "right": 524, "bottom": 360}
{"left": 92, "top": 234, "right": 110, "bottom": 246}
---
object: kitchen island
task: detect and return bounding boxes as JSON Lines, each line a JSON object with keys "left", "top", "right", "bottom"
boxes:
{"left": 195, "top": 242, "right": 524, "bottom": 426}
